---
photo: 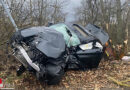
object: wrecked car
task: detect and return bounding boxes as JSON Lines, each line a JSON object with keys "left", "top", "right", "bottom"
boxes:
{"left": 10, "top": 23, "right": 109, "bottom": 85}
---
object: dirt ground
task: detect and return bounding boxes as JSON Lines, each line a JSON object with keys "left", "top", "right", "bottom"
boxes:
{"left": 0, "top": 53, "right": 130, "bottom": 90}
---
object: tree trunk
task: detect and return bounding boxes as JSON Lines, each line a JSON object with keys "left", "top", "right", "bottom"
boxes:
{"left": 116, "top": 0, "right": 123, "bottom": 44}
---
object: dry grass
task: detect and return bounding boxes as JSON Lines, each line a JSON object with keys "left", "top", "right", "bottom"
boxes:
{"left": 0, "top": 52, "right": 130, "bottom": 90}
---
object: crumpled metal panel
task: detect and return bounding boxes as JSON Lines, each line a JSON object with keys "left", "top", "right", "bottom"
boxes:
{"left": 21, "top": 26, "right": 65, "bottom": 58}
{"left": 85, "top": 24, "right": 109, "bottom": 45}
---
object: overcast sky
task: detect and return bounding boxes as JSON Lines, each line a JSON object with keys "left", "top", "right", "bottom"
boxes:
{"left": 1, "top": 0, "right": 128, "bottom": 23}
{"left": 63, "top": 0, "right": 128, "bottom": 23}
{"left": 64, "top": 0, "right": 81, "bottom": 22}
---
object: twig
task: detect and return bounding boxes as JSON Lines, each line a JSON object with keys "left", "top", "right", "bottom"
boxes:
{"left": 107, "top": 76, "right": 130, "bottom": 87}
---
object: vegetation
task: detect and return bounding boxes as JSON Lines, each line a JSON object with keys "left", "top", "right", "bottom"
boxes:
{"left": 75, "top": 0, "right": 129, "bottom": 45}
{"left": 0, "top": 0, "right": 129, "bottom": 89}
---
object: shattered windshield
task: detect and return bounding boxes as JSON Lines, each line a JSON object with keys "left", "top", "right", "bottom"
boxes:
{"left": 72, "top": 25, "right": 89, "bottom": 38}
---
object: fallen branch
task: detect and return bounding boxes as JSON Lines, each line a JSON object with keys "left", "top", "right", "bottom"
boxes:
{"left": 107, "top": 76, "right": 130, "bottom": 87}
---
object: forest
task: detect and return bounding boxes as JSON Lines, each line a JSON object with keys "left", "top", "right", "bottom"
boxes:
{"left": 0, "top": 0, "right": 130, "bottom": 90}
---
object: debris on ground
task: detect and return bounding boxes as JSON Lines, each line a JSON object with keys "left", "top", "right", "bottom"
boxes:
{"left": 122, "top": 56, "right": 130, "bottom": 62}
{"left": 0, "top": 53, "right": 129, "bottom": 89}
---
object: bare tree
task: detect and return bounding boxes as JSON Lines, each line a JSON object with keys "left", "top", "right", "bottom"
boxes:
{"left": 0, "top": 0, "right": 67, "bottom": 51}
{"left": 50, "top": 0, "right": 67, "bottom": 24}
{"left": 75, "top": 0, "right": 129, "bottom": 45}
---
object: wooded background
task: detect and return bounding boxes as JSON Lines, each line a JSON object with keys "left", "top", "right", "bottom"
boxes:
{"left": 0, "top": 0, "right": 130, "bottom": 89}
{"left": 0, "top": 0, "right": 130, "bottom": 52}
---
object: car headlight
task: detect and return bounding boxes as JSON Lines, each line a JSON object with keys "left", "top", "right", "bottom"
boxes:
{"left": 95, "top": 42, "right": 103, "bottom": 50}
{"left": 79, "top": 42, "right": 103, "bottom": 50}
{"left": 79, "top": 42, "right": 93, "bottom": 50}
